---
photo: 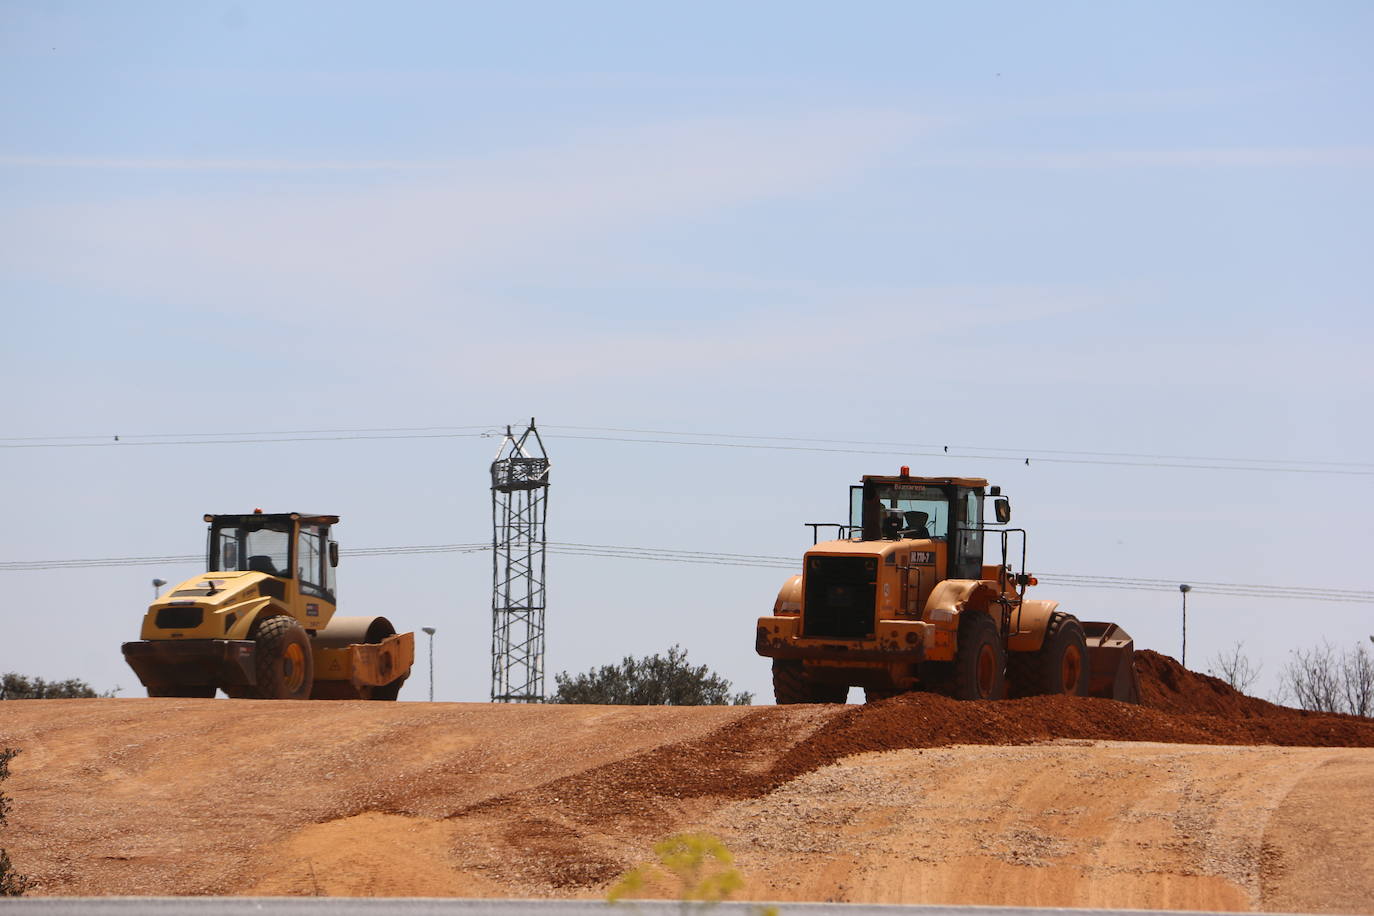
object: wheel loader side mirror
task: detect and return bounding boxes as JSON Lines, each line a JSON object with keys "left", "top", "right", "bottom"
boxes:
{"left": 329, "top": 541, "right": 339, "bottom": 567}
{"left": 993, "top": 498, "right": 1012, "bottom": 524}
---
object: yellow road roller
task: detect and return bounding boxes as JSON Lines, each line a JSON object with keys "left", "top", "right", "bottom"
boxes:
{"left": 122, "top": 511, "right": 413, "bottom": 699}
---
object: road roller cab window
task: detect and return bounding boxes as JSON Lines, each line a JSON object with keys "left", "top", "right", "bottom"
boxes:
{"left": 208, "top": 519, "right": 292, "bottom": 577}
{"left": 297, "top": 524, "right": 334, "bottom": 602}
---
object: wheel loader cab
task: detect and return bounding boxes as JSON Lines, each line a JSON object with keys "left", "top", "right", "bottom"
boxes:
{"left": 851, "top": 478, "right": 985, "bottom": 579}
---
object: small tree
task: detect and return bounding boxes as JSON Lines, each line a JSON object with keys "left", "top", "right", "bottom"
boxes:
{"left": 0, "top": 749, "right": 32, "bottom": 896}
{"left": 0, "top": 673, "right": 111, "bottom": 700}
{"left": 550, "top": 646, "right": 752, "bottom": 706}
{"left": 1206, "top": 642, "right": 1262, "bottom": 694}
{"left": 1341, "top": 641, "right": 1373, "bottom": 718}
{"left": 1281, "top": 640, "right": 1373, "bottom": 717}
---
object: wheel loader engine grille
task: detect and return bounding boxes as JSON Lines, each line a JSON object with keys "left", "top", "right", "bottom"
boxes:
{"left": 155, "top": 606, "right": 204, "bottom": 629}
{"left": 802, "top": 556, "right": 877, "bottom": 638}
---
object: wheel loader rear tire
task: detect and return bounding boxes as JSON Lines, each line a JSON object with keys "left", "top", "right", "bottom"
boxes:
{"left": 147, "top": 685, "right": 215, "bottom": 698}
{"left": 772, "top": 659, "right": 847, "bottom": 704}
{"left": 250, "top": 616, "right": 313, "bottom": 700}
{"left": 954, "top": 613, "right": 1005, "bottom": 701}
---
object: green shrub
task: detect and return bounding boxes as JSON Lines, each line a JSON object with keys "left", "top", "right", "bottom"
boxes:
{"left": 0, "top": 673, "right": 110, "bottom": 700}
{"left": 550, "top": 646, "right": 752, "bottom": 706}
{"left": 608, "top": 833, "right": 777, "bottom": 915}
{"left": 608, "top": 833, "right": 744, "bottom": 903}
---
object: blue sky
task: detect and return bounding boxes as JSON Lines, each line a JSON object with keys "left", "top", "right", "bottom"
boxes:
{"left": 2, "top": 1, "right": 1371, "bottom": 703}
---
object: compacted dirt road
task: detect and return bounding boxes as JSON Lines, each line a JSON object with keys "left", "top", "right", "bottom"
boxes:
{"left": 1, "top": 653, "right": 1371, "bottom": 912}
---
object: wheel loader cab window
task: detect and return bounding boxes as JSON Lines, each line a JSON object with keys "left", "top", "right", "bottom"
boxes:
{"left": 856, "top": 485, "right": 950, "bottom": 540}
{"left": 952, "top": 488, "right": 985, "bottom": 579}
{"left": 209, "top": 521, "right": 290, "bottom": 577}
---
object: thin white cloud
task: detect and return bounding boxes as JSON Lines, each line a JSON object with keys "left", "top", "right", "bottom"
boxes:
{"left": 405, "top": 284, "right": 1108, "bottom": 386}
{"left": 8, "top": 144, "right": 1370, "bottom": 173}
{"left": 914, "top": 146, "right": 1374, "bottom": 169}
{"left": 0, "top": 156, "right": 457, "bottom": 171}
{"left": 1, "top": 111, "right": 921, "bottom": 318}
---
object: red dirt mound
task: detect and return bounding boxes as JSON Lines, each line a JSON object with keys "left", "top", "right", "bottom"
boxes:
{"left": 779, "top": 689, "right": 1374, "bottom": 780}
{"left": 1134, "top": 649, "right": 1287, "bottom": 717}
{"left": 775, "top": 650, "right": 1374, "bottom": 778}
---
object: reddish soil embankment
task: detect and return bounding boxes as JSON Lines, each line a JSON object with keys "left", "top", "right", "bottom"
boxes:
{"left": 480, "top": 651, "right": 1374, "bottom": 828}
{"left": 0, "top": 651, "right": 1370, "bottom": 911}
{"left": 781, "top": 650, "right": 1374, "bottom": 774}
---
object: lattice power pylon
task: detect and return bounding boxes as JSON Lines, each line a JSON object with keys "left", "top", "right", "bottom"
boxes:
{"left": 489, "top": 419, "right": 551, "bottom": 703}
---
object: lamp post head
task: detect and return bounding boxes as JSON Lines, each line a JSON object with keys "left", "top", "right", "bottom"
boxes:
{"left": 1179, "top": 584, "right": 1191, "bottom": 594}
{"left": 153, "top": 578, "right": 167, "bottom": 588}
{"left": 422, "top": 627, "right": 436, "bottom": 636}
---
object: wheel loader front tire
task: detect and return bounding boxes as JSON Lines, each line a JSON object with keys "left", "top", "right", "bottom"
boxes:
{"left": 1009, "top": 612, "right": 1090, "bottom": 698}
{"left": 250, "top": 616, "right": 313, "bottom": 700}
{"left": 773, "top": 659, "right": 807, "bottom": 703}
{"left": 1039, "top": 613, "right": 1090, "bottom": 697}
{"left": 954, "top": 613, "right": 1005, "bottom": 701}
{"left": 772, "top": 659, "right": 847, "bottom": 704}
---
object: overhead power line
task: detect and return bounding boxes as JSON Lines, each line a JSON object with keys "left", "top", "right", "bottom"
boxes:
{"left": 1, "top": 421, "right": 1367, "bottom": 476}
{"left": 0, "top": 424, "right": 502, "bottom": 443}
{"left": 0, "top": 431, "right": 494, "bottom": 449}
{"left": 1035, "top": 575, "right": 1373, "bottom": 605}
{"left": 545, "top": 432, "right": 1374, "bottom": 477}
{"left": 0, "top": 543, "right": 490, "bottom": 571}
{"left": 2, "top": 540, "right": 1370, "bottom": 605}
{"left": 543, "top": 425, "right": 1374, "bottom": 470}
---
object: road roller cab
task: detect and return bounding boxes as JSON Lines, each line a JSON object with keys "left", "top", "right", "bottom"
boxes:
{"left": 121, "top": 511, "right": 413, "bottom": 700}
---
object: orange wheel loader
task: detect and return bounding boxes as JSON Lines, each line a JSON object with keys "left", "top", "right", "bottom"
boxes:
{"left": 756, "top": 471, "right": 1140, "bottom": 704}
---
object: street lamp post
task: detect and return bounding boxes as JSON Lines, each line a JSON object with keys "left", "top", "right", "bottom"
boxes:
{"left": 1179, "top": 584, "right": 1191, "bottom": 668}
{"left": 421, "top": 627, "right": 437, "bottom": 702}
{"left": 152, "top": 578, "right": 166, "bottom": 600}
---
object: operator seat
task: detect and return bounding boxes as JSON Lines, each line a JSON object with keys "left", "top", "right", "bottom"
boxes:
{"left": 902, "top": 511, "right": 931, "bottom": 539}
{"left": 247, "top": 555, "right": 279, "bottom": 576}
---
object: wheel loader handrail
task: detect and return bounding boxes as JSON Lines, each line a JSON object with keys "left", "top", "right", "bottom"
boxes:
{"left": 805, "top": 523, "right": 861, "bottom": 545}
{"left": 959, "top": 526, "right": 1030, "bottom": 635}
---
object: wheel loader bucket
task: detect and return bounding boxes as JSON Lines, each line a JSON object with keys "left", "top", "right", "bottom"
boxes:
{"left": 1081, "top": 621, "right": 1140, "bottom": 703}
